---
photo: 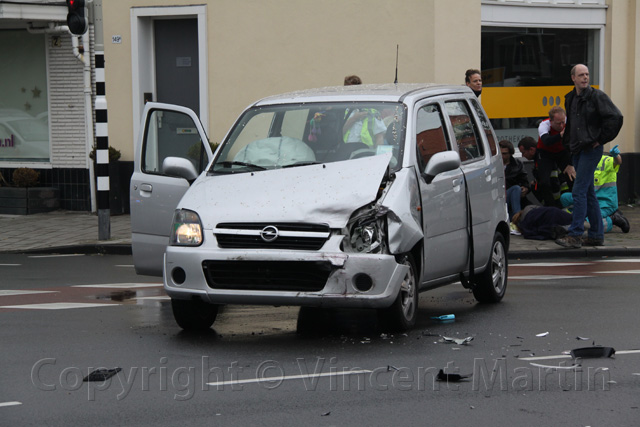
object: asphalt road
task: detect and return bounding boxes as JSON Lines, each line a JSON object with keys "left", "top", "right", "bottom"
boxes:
{"left": 2, "top": 254, "right": 640, "bottom": 426}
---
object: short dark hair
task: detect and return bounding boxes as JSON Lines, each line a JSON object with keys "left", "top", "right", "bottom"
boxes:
{"left": 499, "top": 139, "right": 514, "bottom": 155}
{"left": 344, "top": 75, "right": 362, "bottom": 86}
{"left": 465, "top": 69, "right": 481, "bottom": 84}
{"left": 518, "top": 136, "right": 537, "bottom": 150}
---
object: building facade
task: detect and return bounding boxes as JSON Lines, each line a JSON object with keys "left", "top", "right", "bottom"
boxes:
{"left": 1, "top": 0, "right": 639, "bottom": 212}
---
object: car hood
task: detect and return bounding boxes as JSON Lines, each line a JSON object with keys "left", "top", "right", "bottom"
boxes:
{"left": 179, "top": 153, "right": 392, "bottom": 228}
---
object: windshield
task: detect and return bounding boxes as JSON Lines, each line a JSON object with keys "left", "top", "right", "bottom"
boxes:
{"left": 210, "top": 102, "right": 406, "bottom": 174}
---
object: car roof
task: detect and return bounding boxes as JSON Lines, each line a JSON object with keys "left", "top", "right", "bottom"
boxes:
{"left": 252, "top": 83, "right": 474, "bottom": 106}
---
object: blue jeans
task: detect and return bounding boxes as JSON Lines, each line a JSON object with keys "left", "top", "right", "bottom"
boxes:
{"left": 569, "top": 145, "right": 604, "bottom": 239}
{"left": 506, "top": 185, "right": 522, "bottom": 221}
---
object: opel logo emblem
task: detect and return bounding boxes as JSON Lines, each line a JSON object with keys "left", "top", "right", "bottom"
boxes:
{"left": 260, "top": 225, "right": 279, "bottom": 242}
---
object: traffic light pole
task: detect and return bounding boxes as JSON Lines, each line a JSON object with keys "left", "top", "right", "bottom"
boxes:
{"left": 92, "top": 0, "right": 110, "bottom": 241}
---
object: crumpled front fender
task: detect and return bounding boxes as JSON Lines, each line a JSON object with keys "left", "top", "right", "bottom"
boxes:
{"left": 381, "top": 168, "right": 423, "bottom": 254}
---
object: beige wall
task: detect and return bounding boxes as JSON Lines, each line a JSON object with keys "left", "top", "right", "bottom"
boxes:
{"left": 102, "top": 0, "right": 481, "bottom": 161}
{"left": 606, "top": 0, "right": 640, "bottom": 154}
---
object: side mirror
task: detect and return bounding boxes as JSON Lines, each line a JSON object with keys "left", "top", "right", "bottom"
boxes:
{"left": 422, "top": 151, "right": 462, "bottom": 184}
{"left": 162, "top": 156, "right": 199, "bottom": 182}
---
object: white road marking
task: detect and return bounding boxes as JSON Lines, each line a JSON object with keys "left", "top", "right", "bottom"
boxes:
{"left": 135, "top": 296, "right": 171, "bottom": 301}
{"left": 0, "top": 264, "right": 21, "bottom": 267}
{"left": 594, "top": 270, "right": 640, "bottom": 274}
{"left": 510, "top": 262, "right": 591, "bottom": 267}
{"left": 597, "top": 258, "right": 640, "bottom": 263}
{"left": 509, "top": 275, "right": 592, "bottom": 280}
{"left": 1, "top": 302, "right": 119, "bottom": 310}
{"left": 27, "top": 254, "right": 85, "bottom": 258}
{"left": 207, "top": 369, "right": 373, "bottom": 387}
{"left": 520, "top": 349, "right": 640, "bottom": 361}
{"left": 0, "top": 401, "right": 22, "bottom": 408}
{"left": 0, "top": 290, "right": 58, "bottom": 297}
{"left": 115, "top": 265, "right": 134, "bottom": 268}
{"left": 72, "top": 283, "right": 162, "bottom": 289}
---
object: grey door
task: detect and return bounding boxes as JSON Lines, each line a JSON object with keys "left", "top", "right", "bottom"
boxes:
{"left": 154, "top": 19, "right": 199, "bottom": 114}
{"left": 415, "top": 102, "right": 468, "bottom": 282}
{"left": 130, "top": 102, "right": 212, "bottom": 276}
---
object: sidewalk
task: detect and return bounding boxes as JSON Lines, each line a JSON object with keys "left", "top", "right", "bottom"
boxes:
{"left": 1, "top": 205, "right": 639, "bottom": 258}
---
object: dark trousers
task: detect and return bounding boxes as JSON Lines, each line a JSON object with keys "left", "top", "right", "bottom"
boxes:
{"left": 536, "top": 149, "right": 572, "bottom": 207}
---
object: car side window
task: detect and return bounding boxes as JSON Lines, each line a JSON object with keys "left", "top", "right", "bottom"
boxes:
{"left": 445, "top": 100, "right": 484, "bottom": 162}
{"left": 415, "top": 103, "right": 450, "bottom": 171}
{"left": 142, "top": 109, "right": 208, "bottom": 175}
{"left": 470, "top": 98, "right": 497, "bottom": 156}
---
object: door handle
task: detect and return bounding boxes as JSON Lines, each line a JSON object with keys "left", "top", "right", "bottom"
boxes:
{"left": 452, "top": 179, "right": 461, "bottom": 187}
{"left": 140, "top": 184, "right": 153, "bottom": 193}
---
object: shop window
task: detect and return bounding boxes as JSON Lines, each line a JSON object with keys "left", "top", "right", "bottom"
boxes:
{"left": 0, "top": 31, "right": 49, "bottom": 162}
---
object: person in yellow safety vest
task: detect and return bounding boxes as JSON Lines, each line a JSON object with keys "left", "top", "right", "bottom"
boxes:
{"left": 560, "top": 145, "right": 630, "bottom": 233}
{"left": 342, "top": 108, "right": 387, "bottom": 147}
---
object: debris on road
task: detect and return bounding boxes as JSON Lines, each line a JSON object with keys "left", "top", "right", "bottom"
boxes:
{"left": 431, "top": 314, "right": 455, "bottom": 321}
{"left": 440, "top": 336, "right": 474, "bottom": 345}
{"left": 436, "top": 369, "right": 472, "bottom": 382}
{"left": 536, "top": 331, "right": 549, "bottom": 337}
{"left": 570, "top": 346, "right": 615, "bottom": 359}
{"left": 83, "top": 368, "right": 122, "bottom": 382}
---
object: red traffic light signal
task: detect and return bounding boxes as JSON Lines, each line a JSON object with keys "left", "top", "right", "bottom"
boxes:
{"left": 66, "top": 0, "right": 88, "bottom": 35}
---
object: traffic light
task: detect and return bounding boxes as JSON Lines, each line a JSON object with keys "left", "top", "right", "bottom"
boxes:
{"left": 66, "top": 0, "right": 88, "bottom": 35}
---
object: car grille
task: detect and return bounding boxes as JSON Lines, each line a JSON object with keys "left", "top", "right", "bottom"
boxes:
{"left": 202, "top": 260, "right": 333, "bottom": 292}
{"left": 214, "top": 223, "right": 330, "bottom": 250}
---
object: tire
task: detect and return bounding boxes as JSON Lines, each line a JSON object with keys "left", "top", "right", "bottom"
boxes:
{"left": 378, "top": 253, "right": 419, "bottom": 331}
{"left": 473, "top": 232, "right": 508, "bottom": 303}
{"left": 171, "top": 298, "right": 219, "bottom": 331}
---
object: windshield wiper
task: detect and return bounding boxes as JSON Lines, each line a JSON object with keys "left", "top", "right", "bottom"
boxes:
{"left": 214, "top": 161, "right": 266, "bottom": 171}
{"left": 281, "top": 161, "right": 321, "bottom": 169}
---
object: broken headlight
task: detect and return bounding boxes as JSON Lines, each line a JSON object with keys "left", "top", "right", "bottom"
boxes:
{"left": 344, "top": 207, "right": 387, "bottom": 254}
{"left": 170, "top": 209, "right": 203, "bottom": 246}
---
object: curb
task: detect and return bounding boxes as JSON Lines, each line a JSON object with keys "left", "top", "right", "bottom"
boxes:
{"left": 509, "top": 247, "right": 640, "bottom": 260}
{"left": 1, "top": 244, "right": 132, "bottom": 256}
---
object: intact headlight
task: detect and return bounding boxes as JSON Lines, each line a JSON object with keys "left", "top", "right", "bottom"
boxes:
{"left": 170, "top": 209, "right": 203, "bottom": 246}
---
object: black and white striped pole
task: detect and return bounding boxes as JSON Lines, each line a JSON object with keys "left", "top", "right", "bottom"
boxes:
{"left": 95, "top": 50, "right": 110, "bottom": 240}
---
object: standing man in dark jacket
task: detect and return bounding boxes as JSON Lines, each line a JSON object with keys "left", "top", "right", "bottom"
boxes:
{"left": 556, "top": 64, "right": 623, "bottom": 248}
{"left": 500, "top": 140, "right": 530, "bottom": 221}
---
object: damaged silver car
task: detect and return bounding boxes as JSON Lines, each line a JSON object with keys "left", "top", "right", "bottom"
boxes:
{"left": 130, "top": 83, "right": 509, "bottom": 331}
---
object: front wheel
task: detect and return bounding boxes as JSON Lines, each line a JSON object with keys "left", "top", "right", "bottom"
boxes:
{"left": 171, "top": 298, "right": 219, "bottom": 331}
{"left": 472, "top": 232, "right": 508, "bottom": 303}
{"left": 378, "top": 253, "right": 419, "bottom": 331}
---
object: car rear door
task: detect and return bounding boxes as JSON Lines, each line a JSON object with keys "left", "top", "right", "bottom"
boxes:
{"left": 130, "top": 102, "right": 213, "bottom": 276}
{"left": 414, "top": 101, "right": 468, "bottom": 282}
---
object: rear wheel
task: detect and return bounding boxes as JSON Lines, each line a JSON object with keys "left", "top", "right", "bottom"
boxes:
{"left": 378, "top": 253, "right": 418, "bottom": 331}
{"left": 171, "top": 298, "right": 219, "bottom": 330}
{"left": 473, "top": 232, "right": 508, "bottom": 303}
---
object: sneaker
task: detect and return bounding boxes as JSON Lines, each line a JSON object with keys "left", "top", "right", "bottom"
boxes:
{"left": 611, "top": 210, "right": 630, "bottom": 233}
{"left": 509, "top": 222, "right": 521, "bottom": 236}
{"left": 582, "top": 237, "right": 604, "bottom": 246}
{"left": 555, "top": 235, "right": 582, "bottom": 249}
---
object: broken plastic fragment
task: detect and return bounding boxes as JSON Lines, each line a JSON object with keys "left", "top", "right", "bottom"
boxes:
{"left": 441, "top": 336, "right": 474, "bottom": 345}
{"left": 536, "top": 332, "right": 549, "bottom": 337}
{"left": 576, "top": 336, "right": 590, "bottom": 341}
{"left": 431, "top": 314, "right": 455, "bottom": 321}
{"left": 570, "top": 346, "right": 615, "bottom": 359}
{"left": 83, "top": 368, "right": 122, "bottom": 382}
